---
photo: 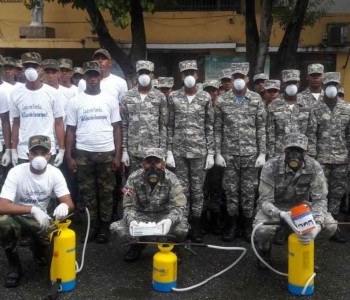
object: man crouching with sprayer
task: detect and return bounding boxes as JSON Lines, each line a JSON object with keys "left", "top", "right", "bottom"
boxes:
{"left": 253, "top": 132, "right": 337, "bottom": 269}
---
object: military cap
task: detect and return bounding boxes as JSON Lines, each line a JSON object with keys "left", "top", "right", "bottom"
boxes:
{"left": 15, "top": 59, "right": 23, "bottom": 68}
{"left": 220, "top": 68, "right": 232, "bottom": 80}
{"left": 307, "top": 63, "right": 324, "bottom": 75}
{"left": 151, "top": 79, "right": 158, "bottom": 88}
{"left": 338, "top": 87, "right": 345, "bottom": 95}
{"left": 230, "top": 62, "right": 249, "bottom": 76}
{"left": 203, "top": 80, "right": 220, "bottom": 90}
{"left": 143, "top": 148, "right": 165, "bottom": 161}
{"left": 158, "top": 77, "right": 174, "bottom": 88}
{"left": 323, "top": 72, "right": 341, "bottom": 85}
{"left": 253, "top": 73, "right": 269, "bottom": 82}
{"left": 73, "top": 67, "right": 84, "bottom": 75}
{"left": 58, "top": 58, "right": 73, "bottom": 70}
{"left": 83, "top": 61, "right": 102, "bottom": 74}
{"left": 136, "top": 60, "right": 154, "bottom": 72}
{"left": 281, "top": 69, "right": 300, "bottom": 83}
{"left": 42, "top": 59, "right": 60, "bottom": 70}
{"left": 2, "top": 57, "right": 16, "bottom": 67}
{"left": 93, "top": 48, "right": 112, "bottom": 60}
{"left": 179, "top": 60, "right": 198, "bottom": 72}
{"left": 284, "top": 132, "right": 308, "bottom": 151}
{"left": 264, "top": 79, "right": 281, "bottom": 90}
{"left": 21, "top": 52, "right": 42, "bottom": 65}
{"left": 28, "top": 135, "right": 51, "bottom": 151}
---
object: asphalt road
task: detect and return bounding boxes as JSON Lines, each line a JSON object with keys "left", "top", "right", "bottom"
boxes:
{"left": 1, "top": 215, "right": 350, "bottom": 300}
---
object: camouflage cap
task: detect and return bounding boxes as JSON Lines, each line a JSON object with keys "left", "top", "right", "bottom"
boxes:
{"left": 203, "top": 79, "right": 220, "bottom": 90}
{"left": 58, "top": 58, "right": 73, "bottom": 70}
{"left": 264, "top": 79, "right": 281, "bottom": 90}
{"left": 73, "top": 67, "right": 84, "bottom": 75}
{"left": 83, "top": 61, "right": 102, "bottom": 74}
{"left": 15, "top": 59, "right": 23, "bottom": 68}
{"left": 307, "top": 63, "right": 324, "bottom": 75}
{"left": 21, "top": 52, "right": 42, "bottom": 65}
{"left": 2, "top": 57, "right": 16, "bottom": 67}
{"left": 93, "top": 48, "right": 111, "bottom": 60}
{"left": 323, "top": 72, "right": 341, "bottom": 85}
{"left": 28, "top": 135, "right": 51, "bottom": 152}
{"left": 253, "top": 73, "right": 269, "bottom": 82}
{"left": 338, "top": 87, "right": 345, "bottom": 95}
{"left": 136, "top": 60, "right": 154, "bottom": 72}
{"left": 179, "top": 60, "right": 198, "bottom": 72}
{"left": 230, "top": 62, "right": 249, "bottom": 76}
{"left": 281, "top": 69, "right": 300, "bottom": 83}
{"left": 42, "top": 59, "right": 60, "bottom": 70}
{"left": 158, "top": 77, "right": 174, "bottom": 88}
{"left": 151, "top": 79, "right": 158, "bottom": 88}
{"left": 220, "top": 68, "right": 233, "bottom": 80}
{"left": 143, "top": 147, "right": 165, "bottom": 161}
{"left": 284, "top": 132, "right": 308, "bottom": 151}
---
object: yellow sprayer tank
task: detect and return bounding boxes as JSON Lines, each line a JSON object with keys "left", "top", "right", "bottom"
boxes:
{"left": 50, "top": 220, "right": 76, "bottom": 292}
{"left": 152, "top": 243, "right": 177, "bottom": 292}
{"left": 288, "top": 233, "right": 314, "bottom": 295}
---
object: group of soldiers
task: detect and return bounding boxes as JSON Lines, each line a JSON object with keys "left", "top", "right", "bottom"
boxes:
{"left": 0, "top": 47, "right": 348, "bottom": 280}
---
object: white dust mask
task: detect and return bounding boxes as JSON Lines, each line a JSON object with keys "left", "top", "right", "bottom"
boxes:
{"left": 138, "top": 74, "right": 151, "bottom": 87}
{"left": 233, "top": 78, "right": 246, "bottom": 91}
{"left": 325, "top": 85, "right": 338, "bottom": 98}
{"left": 285, "top": 84, "right": 298, "bottom": 96}
{"left": 31, "top": 156, "right": 48, "bottom": 171}
{"left": 24, "top": 68, "right": 39, "bottom": 82}
{"left": 184, "top": 76, "right": 196, "bottom": 88}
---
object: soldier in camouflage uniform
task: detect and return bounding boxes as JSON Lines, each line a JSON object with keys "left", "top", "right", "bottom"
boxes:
{"left": 253, "top": 73, "right": 269, "bottom": 97}
{"left": 253, "top": 133, "right": 337, "bottom": 269}
{"left": 262, "top": 79, "right": 280, "bottom": 108}
{"left": 219, "top": 68, "right": 233, "bottom": 93}
{"left": 167, "top": 60, "right": 215, "bottom": 243}
{"left": 338, "top": 87, "right": 345, "bottom": 100}
{"left": 299, "top": 63, "right": 324, "bottom": 108}
{"left": 306, "top": 72, "right": 350, "bottom": 243}
{"left": 267, "top": 69, "right": 311, "bottom": 158}
{"left": 110, "top": 148, "right": 188, "bottom": 262}
{"left": 214, "top": 62, "right": 267, "bottom": 242}
{"left": 121, "top": 60, "right": 168, "bottom": 174}
{"left": 157, "top": 77, "right": 174, "bottom": 99}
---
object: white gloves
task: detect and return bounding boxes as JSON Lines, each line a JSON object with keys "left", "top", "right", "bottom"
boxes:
{"left": 53, "top": 203, "right": 69, "bottom": 220}
{"left": 1, "top": 149, "right": 11, "bottom": 167}
{"left": 297, "top": 224, "right": 322, "bottom": 245}
{"left": 11, "top": 149, "right": 18, "bottom": 166}
{"left": 121, "top": 149, "right": 130, "bottom": 167}
{"left": 279, "top": 211, "right": 300, "bottom": 234}
{"left": 205, "top": 154, "right": 214, "bottom": 170}
{"left": 215, "top": 154, "right": 226, "bottom": 167}
{"left": 110, "top": 221, "right": 118, "bottom": 235}
{"left": 157, "top": 219, "right": 172, "bottom": 235}
{"left": 129, "top": 220, "right": 139, "bottom": 236}
{"left": 166, "top": 151, "right": 175, "bottom": 168}
{"left": 255, "top": 153, "right": 266, "bottom": 168}
{"left": 31, "top": 206, "right": 50, "bottom": 229}
{"left": 54, "top": 149, "right": 65, "bottom": 167}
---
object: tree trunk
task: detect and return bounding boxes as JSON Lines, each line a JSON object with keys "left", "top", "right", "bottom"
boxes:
{"left": 84, "top": 0, "right": 134, "bottom": 81}
{"left": 256, "top": 0, "right": 273, "bottom": 74}
{"left": 273, "top": 0, "right": 310, "bottom": 77}
{"left": 244, "top": 0, "right": 259, "bottom": 81}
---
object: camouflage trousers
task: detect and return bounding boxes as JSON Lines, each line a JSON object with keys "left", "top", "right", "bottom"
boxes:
{"left": 76, "top": 149, "right": 116, "bottom": 223}
{"left": 0, "top": 215, "right": 51, "bottom": 255}
{"left": 321, "top": 163, "right": 348, "bottom": 215}
{"left": 223, "top": 155, "right": 258, "bottom": 218}
{"left": 253, "top": 209, "right": 337, "bottom": 251}
{"left": 111, "top": 212, "right": 189, "bottom": 242}
{"left": 174, "top": 156, "right": 207, "bottom": 218}
{"left": 203, "top": 165, "right": 225, "bottom": 213}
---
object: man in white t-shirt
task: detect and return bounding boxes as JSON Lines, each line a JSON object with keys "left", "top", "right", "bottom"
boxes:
{"left": 65, "top": 61, "right": 122, "bottom": 244}
{"left": 10, "top": 52, "right": 66, "bottom": 167}
{"left": 58, "top": 58, "right": 79, "bottom": 96}
{"left": 0, "top": 135, "right": 74, "bottom": 288}
{"left": 78, "top": 48, "right": 128, "bottom": 104}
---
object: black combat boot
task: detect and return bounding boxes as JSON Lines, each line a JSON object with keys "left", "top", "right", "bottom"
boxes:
{"left": 96, "top": 221, "right": 110, "bottom": 244}
{"left": 190, "top": 217, "right": 203, "bottom": 243}
{"left": 242, "top": 216, "right": 253, "bottom": 242}
{"left": 330, "top": 214, "right": 347, "bottom": 244}
{"left": 222, "top": 216, "right": 238, "bottom": 242}
{"left": 210, "top": 211, "right": 222, "bottom": 235}
{"left": 81, "top": 220, "right": 99, "bottom": 243}
{"left": 124, "top": 244, "right": 146, "bottom": 262}
{"left": 4, "top": 249, "right": 22, "bottom": 288}
{"left": 256, "top": 246, "right": 272, "bottom": 271}
{"left": 30, "top": 241, "right": 49, "bottom": 266}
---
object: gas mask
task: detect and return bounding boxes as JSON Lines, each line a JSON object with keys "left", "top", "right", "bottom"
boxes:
{"left": 24, "top": 67, "right": 39, "bottom": 82}
{"left": 285, "top": 147, "right": 304, "bottom": 172}
{"left": 31, "top": 156, "right": 48, "bottom": 171}
{"left": 145, "top": 165, "right": 164, "bottom": 186}
{"left": 233, "top": 78, "right": 246, "bottom": 91}
{"left": 184, "top": 75, "right": 196, "bottom": 88}
{"left": 138, "top": 74, "right": 151, "bottom": 87}
{"left": 325, "top": 85, "right": 338, "bottom": 98}
{"left": 285, "top": 84, "right": 298, "bottom": 96}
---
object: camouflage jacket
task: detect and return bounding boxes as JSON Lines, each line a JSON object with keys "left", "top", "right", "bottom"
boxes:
{"left": 123, "top": 169, "right": 187, "bottom": 226}
{"left": 267, "top": 94, "right": 311, "bottom": 158}
{"left": 214, "top": 89, "right": 266, "bottom": 156}
{"left": 306, "top": 96, "right": 350, "bottom": 164}
{"left": 121, "top": 87, "right": 168, "bottom": 157}
{"left": 258, "top": 154, "right": 328, "bottom": 224}
{"left": 299, "top": 88, "right": 324, "bottom": 109}
{"left": 167, "top": 87, "right": 214, "bottom": 158}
